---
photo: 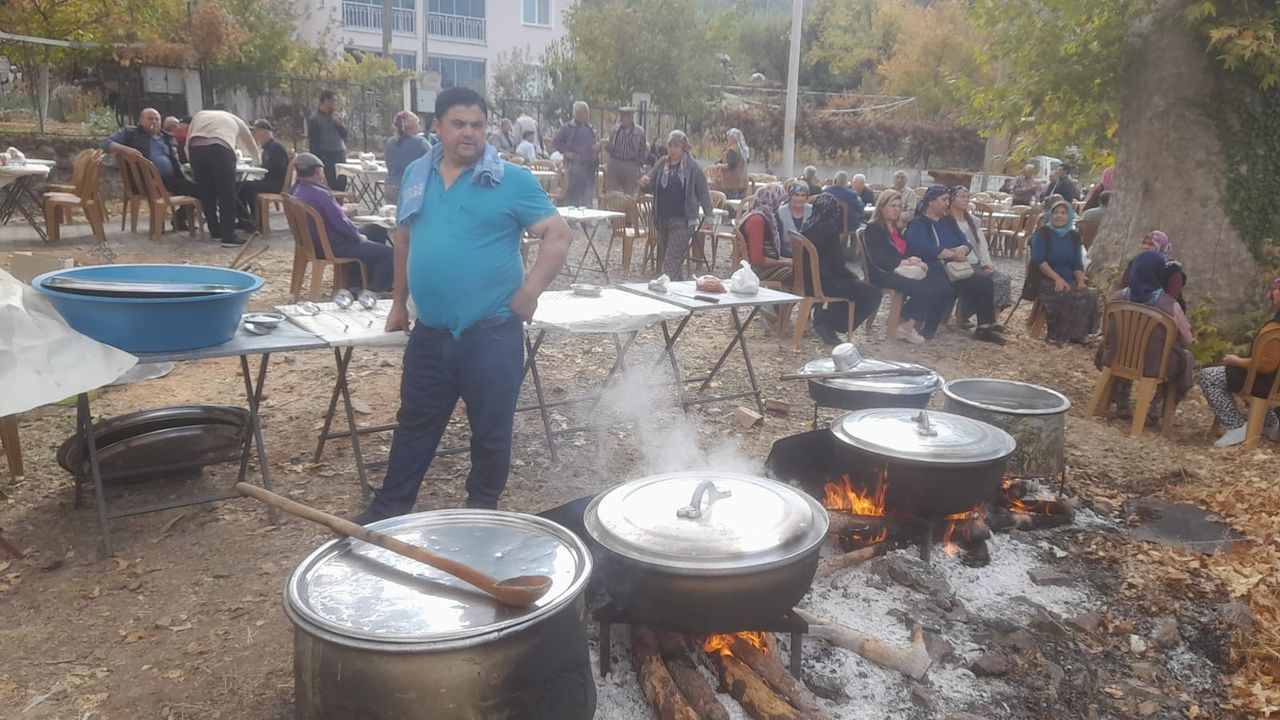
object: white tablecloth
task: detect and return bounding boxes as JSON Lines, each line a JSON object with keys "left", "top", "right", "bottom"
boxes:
{"left": 276, "top": 299, "right": 405, "bottom": 347}
{"left": 337, "top": 163, "right": 389, "bottom": 182}
{"left": 529, "top": 288, "right": 689, "bottom": 334}
{"left": 0, "top": 163, "right": 50, "bottom": 190}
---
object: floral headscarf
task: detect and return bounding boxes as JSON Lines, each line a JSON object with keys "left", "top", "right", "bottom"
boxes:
{"left": 915, "top": 184, "right": 949, "bottom": 217}
{"left": 788, "top": 181, "right": 809, "bottom": 198}
{"left": 800, "top": 192, "right": 844, "bottom": 238}
{"left": 1048, "top": 199, "right": 1075, "bottom": 238}
{"left": 743, "top": 183, "right": 787, "bottom": 257}
{"left": 1145, "top": 230, "right": 1173, "bottom": 260}
{"left": 727, "top": 128, "right": 750, "bottom": 161}
{"left": 659, "top": 152, "right": 691, "bottom": 190}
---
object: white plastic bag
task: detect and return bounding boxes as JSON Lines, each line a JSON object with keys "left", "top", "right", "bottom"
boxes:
{"left": 647, "top": 273, "right": 670, "bottom": 293}
{"left": 729, "top": 260, "right": 760, "bottom": 295}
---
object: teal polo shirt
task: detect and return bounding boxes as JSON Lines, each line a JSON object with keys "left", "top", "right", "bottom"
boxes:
{"left": 403, "top": 159, "right": 556, "bottom": 338}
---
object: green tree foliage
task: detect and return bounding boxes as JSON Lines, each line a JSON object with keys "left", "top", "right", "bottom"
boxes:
{"left": 562, "top": 0, "right": 718, "bottom": 114}
{"left": 489, "top": 47, "right": 541, "bottom": 104}
{"left": 807, "top": 0, "right": 898, "bottom": 89}
{"left": 965, "top": 0, "right": 1142, "bottom": 169}
{"left": 1190, "top": 0, "right": 1280, "bottom": 87}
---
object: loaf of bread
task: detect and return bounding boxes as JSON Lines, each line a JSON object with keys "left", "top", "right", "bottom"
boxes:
{"left": 695, "top": 275, "right": 726, "bottom": 293}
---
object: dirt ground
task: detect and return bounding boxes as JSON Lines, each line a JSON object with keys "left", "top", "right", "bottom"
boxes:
{"left": 1, "top": 220, "right": 1275, "bottom": 719}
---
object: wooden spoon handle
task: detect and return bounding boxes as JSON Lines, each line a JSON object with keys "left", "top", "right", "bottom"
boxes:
{"left": 235, "top": 483, "right": 501, "bottom": 594}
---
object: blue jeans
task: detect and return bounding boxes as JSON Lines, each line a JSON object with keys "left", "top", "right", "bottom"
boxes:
{"left": 370, "top": 316, "right": 525, "bottom": 515}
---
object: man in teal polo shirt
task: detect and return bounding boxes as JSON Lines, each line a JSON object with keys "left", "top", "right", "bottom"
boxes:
{"left": 353, "top": 87, "right": 572, "bottom": 522}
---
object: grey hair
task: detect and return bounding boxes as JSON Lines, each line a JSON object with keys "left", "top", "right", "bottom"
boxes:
{"left": 803, "top": 165, "right": 817, "bottom": 180}
{"left": 666, "top": 129, "right": 691, "bottom": 148}
{"left": 573, "top": 101, "right": 589, "bottom": 114}
{"left": 893, "top": 169, "right": 908, "bottom": 180}
{"left": 833, "top": 171, "right": 850, "bottom": 186}
{"left": 852, "top": 173, "right": 867, "bottom": 184}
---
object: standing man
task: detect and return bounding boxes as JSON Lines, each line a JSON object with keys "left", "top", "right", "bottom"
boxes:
{"left": 186, "top": 108, "right": 260, "bottom": 247}
{"left": 237, "top": 119, "right": 289, "bottom": 230}
{"left": 1007, "top": 164, "right": 1042, "bottom": 206}
{"left": 891, "top": 170, "right": 916, "bottom": 229}
{"left": 351, "top": 87, "right": 573, "bottom": 523}
{"left": 308, "top": 90, "right": 348, "bottom": 192}
{"left": 1039, "top": 165, "right": 1080, "bottom": 203}
{"left": 554, "top": 101, "right": 600, "bottom": 206}
{"left": 102, "top": 107, "right": 196, "bottom": 229}
{"left": 603, "top": 107, "right": 646, "bottom": 194}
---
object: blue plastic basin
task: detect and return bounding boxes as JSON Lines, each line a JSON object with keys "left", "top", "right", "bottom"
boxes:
{"left": 33, "top": 264, "right": 264, "bottom": 353}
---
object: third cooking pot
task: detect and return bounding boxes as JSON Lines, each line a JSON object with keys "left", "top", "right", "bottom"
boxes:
{"left": 584, "top": 471, "right": 828, "bottom": 634}
{"left": 942, "top": 378, "right": 1070, "bottom": 480}
{"left": 830, "top": 408, "right": 1016, "bottom": 517}
{"left": 798, "top": 357, "right": 943, "bottom": 411}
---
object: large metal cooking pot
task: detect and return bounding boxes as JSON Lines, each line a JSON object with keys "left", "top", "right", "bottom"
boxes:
{"left": 285, "top": 510, "right": 595, "bottom": 720}
{"left": 798, "top": 357, "right": 943, "bottom": 411}
{"left": 584, "top": 471, "right": 828, "bottom": 634}
{"left": 942, "top": 378, "right": 1070, "bottom": 480}
{"left": 830, "top": 409, "right": 1015, "bottom": 517}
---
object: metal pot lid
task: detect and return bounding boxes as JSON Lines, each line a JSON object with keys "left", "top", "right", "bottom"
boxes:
{"left": 285, "top": 510, "right": 591, "bottom": 644}
{"left": 831, "top": 408, "right": 1016, "bottom": 465}
{"left": 799, "top": 358, "right": 943, "bottom": 395}
{"left": 584, "top": 471, "right": 828, "bottom": 575}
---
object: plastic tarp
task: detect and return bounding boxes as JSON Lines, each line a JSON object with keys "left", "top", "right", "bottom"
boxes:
{"left": 0, "top": 268, "right": 137, "bottom": 416}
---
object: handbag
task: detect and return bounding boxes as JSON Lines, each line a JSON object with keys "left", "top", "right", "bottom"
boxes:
{"left": 894, "top": 264, "right": 927, "bottom": 280}
{"left": 930, "top": 223, "right": 975, "bottom": 282}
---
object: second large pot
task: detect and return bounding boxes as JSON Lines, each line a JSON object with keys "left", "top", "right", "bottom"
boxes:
{"left": 942, "top": 378, "right": 1070, "bottom": 480}
{"left": 584, "top": 471, "right": 828, "bottom": 634}
{"left": 830, "top": 408, "right": 1016, "bottom": 517}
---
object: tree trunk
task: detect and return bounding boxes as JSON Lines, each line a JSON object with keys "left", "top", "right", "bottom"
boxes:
{"left": 35, "top": 58, "right": 50, "bottom": 135}
{"left": 1091, "top": 1, "right": 1260, "bottom": 318}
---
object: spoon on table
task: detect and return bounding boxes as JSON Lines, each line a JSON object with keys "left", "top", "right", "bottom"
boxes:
{"left": 296, "top": 299, "right": 349, "bottom": 332}
{"left": 235, "top": 483, "right": 553, "bottom": 607}
{"left": 333, "top": 289, "right": 373, "bottom": 327}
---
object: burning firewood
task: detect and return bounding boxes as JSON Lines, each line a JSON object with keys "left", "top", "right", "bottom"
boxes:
{"left": 793, "top": 608, "right": 932, "bottom": 680}
{"left": 725, "top": 635, "right": 831, "bottom": 720}
{"left": 631, "top": 626, "right": 700, "bottom": 720}
{"left": 708, "top": 647, "right": 802, "bottom": 720}
{"left": 816, "top": 543, "right": 882, "bottom": 577}
{"left": 655, "top": 631, "right": 731, "bottom": 720}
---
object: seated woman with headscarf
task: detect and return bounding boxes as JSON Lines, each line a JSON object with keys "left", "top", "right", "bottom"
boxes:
{"left": 775, "top": 181, "right": 812, "bottom": 257}
{"left": 863, "top": 189, "right": 952, "bottom": 343}
{"left": 1030, "top": 199, "right": 1099, "bottom": 345}
{"left": 1198, "top": 277, "right": 1280, "bottom": 447}
{"left": 904, "top": 184, "right": 1005, "bottom": 344}
{"left": 1118, "top": 230, "right": 1186, "bottom": 309}
{"left": 1095, "top": 251, "right": 1195, "bottom": 426}
{"left": 739, "top": 183, "right": 793, "bottom": 285}
{"left": 945, "top": 185, "right": 1012, "bottom": 327}
{"left": 711, "top": 128, "right": 750, "bottom": 200}
{"left": 796, "top": 193, "right": 883, "bottom": 345}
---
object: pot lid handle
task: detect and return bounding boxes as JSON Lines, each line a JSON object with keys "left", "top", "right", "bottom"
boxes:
{"left": 676, "top": 479, "right": 733, "bottom": 520}
{"left": 913, "top": 410, "right": 938, "bottom": 437}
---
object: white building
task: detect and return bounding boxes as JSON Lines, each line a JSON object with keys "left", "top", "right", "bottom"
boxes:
{"left": 298, "top": 0, "right": 572, "bottom": 94}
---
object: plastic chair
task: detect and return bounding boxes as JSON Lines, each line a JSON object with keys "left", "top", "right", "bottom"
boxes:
{"left": 602, "top": 191, "right": 635, "bottom": 275}
{"left": 45, "top": 149, "right": 110, "bottom": 225}
{"left": 689, "top": 190, "right": 727, "bottom": 274}
{"left": 43, "top": 151, "right": 107, "bottom": 244}
{"left": 118, "top": 153, "right": 202, "bottom": 241}
{"left": 634, "top": 194, "right": 659, "bottom": 274}
{"left": 282, "top": 194, "right": 368, "bottom": 301}
{"left": 789, "top": 231, "right": 854, "bottom": 347}
{"left": 255, "top": 156, "right": 296, "bottom": 234}
{"left": 1235, "top": 325, "right": 1280, "bottom": 449}
{"left": 1086, "top": 301, "right": 1179, "bottom": 437}
{"left": 857, "top": 227, "right": 906, "bottom": 342}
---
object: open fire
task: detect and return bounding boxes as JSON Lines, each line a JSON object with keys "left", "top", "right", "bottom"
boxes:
{"left": 819, "top": 472, "right": 1073, "bottom": 565}
{"left": 703, "top": 630, "right": 770, "bottom": 658}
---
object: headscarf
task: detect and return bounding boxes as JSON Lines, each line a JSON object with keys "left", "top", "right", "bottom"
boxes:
{"left": 727, "top": 128, "right": 750, "bottom": 161}
{"left": 800, "top": 192, "right": 844, "bottom": 238}
{"left": 743, "top": 183, "right": 787, "bottom": 258}
{"left": 1146, "top": 230, "right": 1173, "bottom": 260}
{"left": 948, "top": 185, "right": 981, "bottom": 238}
{"left": 1047, "top": 199, "right": 1075, "bottom": 238}
{"left": 659, "top": 152, "right": 691, "bottom": 189}
{"left": 392, "top": 111, "right": 417, "bottom": 142}
{"left": 1125, "top": 251, "right": 1168, "bottom": 305}
{"left": 914, "top": 184, "right": 948, "bottom": 217}
{"left": 788, "top": 181, "right": 809, "bottom": 198}
{"left": 1101, "top": 167, "right": 1115, "bottom": 190}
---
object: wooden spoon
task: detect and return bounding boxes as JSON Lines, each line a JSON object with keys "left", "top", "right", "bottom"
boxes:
{"left": 235, "top": 483, "right": 553, "bottom": 607}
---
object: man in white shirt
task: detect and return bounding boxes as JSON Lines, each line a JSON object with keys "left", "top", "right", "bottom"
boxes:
{"left": 515, "top": 129, "right": 538, "bottom": 163}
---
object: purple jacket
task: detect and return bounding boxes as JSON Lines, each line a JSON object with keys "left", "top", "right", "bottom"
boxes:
{"left": 291, "top": 178, "right": 362, "bottom": 253}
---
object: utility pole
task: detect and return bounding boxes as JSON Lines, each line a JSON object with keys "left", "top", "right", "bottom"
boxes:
{"left": 781, "top": 0, "right": 803, "bottom": 178}
{"left": 382, "top": 0, "right": 393, "bottom": 59}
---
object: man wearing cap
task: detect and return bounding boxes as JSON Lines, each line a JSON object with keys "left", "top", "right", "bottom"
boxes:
{"left": 350, "top": 86, "right": 573, "bottom": 523}
{"left": 290, "top": 152, "right": 393, "bottom": 291}
{"left": 237, "top": 119, "right": 289, "bottom": 229}
{"left": 604, "top": 107, "right": 646, "bottom": 194}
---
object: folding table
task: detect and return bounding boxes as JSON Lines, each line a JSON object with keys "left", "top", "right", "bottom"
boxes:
{"left": 336, "top": 162, "right": 389, "bottom": 211}
{"left": 618, "top": 282, "right": 803, "bottom": 416}
{"left": 0, "top": 161, "right": 52, "bottom": 242}
{"left": 281, "top": 290, "right": 689, "bottom": 496}
{"left": 73, "top": 322, "right": 328, "bottom": 554}
{"left": 559, "top": 207, "right": 625, "bottom": 282}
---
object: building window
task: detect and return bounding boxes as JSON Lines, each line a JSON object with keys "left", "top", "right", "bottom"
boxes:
{"left": 428, "top": 0, "right": 486, "bottom": 43}
{"left": 343, "top": 0, "right": 416, "bottom": 34}
{"left": 522, "top": 0, "right": 550, "bottom": 26}
{"left": 427, "top": 56, "right": 486, "bottom": 92}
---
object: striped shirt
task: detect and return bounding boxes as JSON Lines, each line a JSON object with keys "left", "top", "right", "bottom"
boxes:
{"left": 607, "top": 124, "right": 647, "bottom": 163}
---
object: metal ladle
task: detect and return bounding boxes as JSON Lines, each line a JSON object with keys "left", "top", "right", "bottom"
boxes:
{"left": 333, "top": 289, "right": 372, "bottom": 327}
{"left": 296, "top": 299, "right": 348, "bottom": 332}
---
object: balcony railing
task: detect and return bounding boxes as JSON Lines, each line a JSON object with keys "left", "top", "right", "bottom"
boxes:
{"left": 428, "top": 12, "right": 486, "bottom": 44}
{"left": 342, "top": 2, "right": 416, "bottom": 35}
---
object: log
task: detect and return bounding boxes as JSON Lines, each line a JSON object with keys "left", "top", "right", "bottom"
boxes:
{"left": 655, "top": 631, "right": 731, "bottom": 720}
{"left": 825, "top": 512, "right": 889, "bottom": 537}
{"left": 793, "top": 608, "right": 932, "bottom": 680}
{"left": 711, "top": 650, "right": 801, "bottom": 720}
{"left": 815, "top": 544, "right": 882, "bottom": 577}
{"left": 631, "top": 626, "right": 700, "bottom": 720}
{"left": 729, "top": 637, "right": 831, "bottom": 720}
